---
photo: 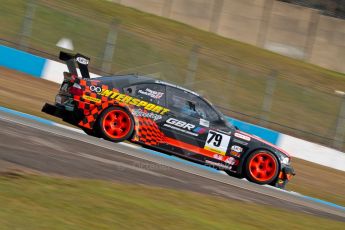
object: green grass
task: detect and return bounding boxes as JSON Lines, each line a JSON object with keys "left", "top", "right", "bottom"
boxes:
{"left": 1, "top": 0, "right": 345, "bottom": 147}
{"left": 0, "top": 172, "right": 344, "bottom": 230}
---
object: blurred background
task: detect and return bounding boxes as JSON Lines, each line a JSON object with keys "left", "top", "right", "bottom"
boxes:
{"left": 1, "top": 0, "right": 345, "bottom": 151}
{"left": 1, "top": 1, "right": 345, "bottom": 228}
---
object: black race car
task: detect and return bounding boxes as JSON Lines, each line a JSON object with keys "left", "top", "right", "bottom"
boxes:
{"left": 42, "top": 52, "right": 295, "bottom": 188}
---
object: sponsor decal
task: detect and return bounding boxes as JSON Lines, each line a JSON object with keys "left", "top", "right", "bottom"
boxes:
{"left": 166, "top": 118, "right": 194, "bottom": 130}
{"left": 199, "top": 118, "right": 209, "bottom": 127}
{"left": 233, "top": 138, "right": 248, "bottom": 146}
{"left": 89, "top": 87, "right": 170, "bottom": 115}
{"left": 138, "top": 88, "right": 164, "bottom": 99}
{"left": 216, "top": 129, "right": 231, "bottom": 135}
{"left": 132, "top": 109, "right": 162, "bottom": 121}
{"left": 224, "top": 157, "right": 238, "bottom": 166}
{"left": 76, "top": 57, "right": 89, "bottom": 65}
{"left": 213, "top": 154, "right": 224, "bottom": 161}
{"left": 155, "top": 80, "right": 199, "bottom": 96}
{"left": 230, "top": 151, "right": 241, "bottom": 157}
{"left": 231, "top": 145, "right": 243, "bottom": 153}
{"left": 89, "top": 85, "right": 102, "bottom": 93}
{"left": 193, "top": 127, "right": 207, "bottom": 135}
{"left": 205, "top": 160, "right": 232, "bottom": 170}
{"left": 204, "top": 130, "right": 231, "bottom": 155}
{"left": 82, "top": 95, "right": 101, "bottom": 103}
{"left": 163, "top": 118, "right": 202, "bottom": 136}
{"left": 234, "top": 133, "right": 251, "bottom": 141}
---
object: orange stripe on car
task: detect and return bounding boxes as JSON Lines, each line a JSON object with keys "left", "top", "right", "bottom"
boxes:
{"left": 165, "top": 137, "right": 221, "bottom": 159}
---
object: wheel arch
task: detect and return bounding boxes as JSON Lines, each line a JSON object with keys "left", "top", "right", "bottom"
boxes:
{"left": 98, "top": 103, "right": 133, "bottom": 121}
{"left": 237, "top": 147, "right": 281, "bottom": 180}
{"left": 94, "top": 104, "right": 136, "bottom": 142}
{"left": 82, "top": 102, "right": 133, "bottom": 130}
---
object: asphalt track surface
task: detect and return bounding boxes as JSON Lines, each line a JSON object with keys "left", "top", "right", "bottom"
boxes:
{"left": 1, "top": 110, "right": 345, "bottom": 222}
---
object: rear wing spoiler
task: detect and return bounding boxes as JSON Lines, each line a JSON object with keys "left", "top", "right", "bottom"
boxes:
{"left": 59, "top": 51, "right": 91, "bottom": 79}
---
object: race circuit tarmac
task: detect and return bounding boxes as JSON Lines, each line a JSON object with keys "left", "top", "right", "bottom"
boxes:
{"left": 1, "top": 109, "right": 345, "bottom": 222}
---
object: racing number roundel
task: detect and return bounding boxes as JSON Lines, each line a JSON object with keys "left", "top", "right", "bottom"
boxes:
{"left": 204, "top": 130, "right": 231, "bottom": 155}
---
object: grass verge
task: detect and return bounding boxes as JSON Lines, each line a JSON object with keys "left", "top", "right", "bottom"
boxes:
{"left": 0, "top": 172, "right": 344, "bottom": 230}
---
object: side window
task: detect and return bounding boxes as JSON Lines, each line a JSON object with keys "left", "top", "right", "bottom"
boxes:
{"left": 166, "top": 86, "right": 219, "bottom": 121}
{"left": 123, "top": 83, "right": 166, "bottom": 106}
{"left": 195, "top": 97, "right": 220, "bottom": 122}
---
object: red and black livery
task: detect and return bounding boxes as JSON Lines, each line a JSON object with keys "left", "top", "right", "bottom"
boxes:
{"left": 42, "top": 52, "right": 295, "bottom": 189}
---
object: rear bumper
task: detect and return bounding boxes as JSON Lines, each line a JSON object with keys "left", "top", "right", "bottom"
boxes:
{"left": 41, "top": 103, "right": 79, "bottom": 125}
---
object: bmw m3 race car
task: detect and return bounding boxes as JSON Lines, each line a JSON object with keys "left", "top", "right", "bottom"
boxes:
{"left": 42, "top": 52, "right": 295, "bottom": 189}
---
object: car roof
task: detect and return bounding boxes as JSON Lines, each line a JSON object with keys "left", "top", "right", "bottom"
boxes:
{"left": 95, "top": 74, "right": 231, "bottom": 127}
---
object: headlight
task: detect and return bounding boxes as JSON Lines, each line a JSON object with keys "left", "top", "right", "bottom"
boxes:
{"left": 281, "top": 156, "right": 290, "bottom": 165}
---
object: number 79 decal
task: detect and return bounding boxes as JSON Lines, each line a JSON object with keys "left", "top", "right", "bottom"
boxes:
{"left": 204, "top": 130, "right": 231, "bottom": 155}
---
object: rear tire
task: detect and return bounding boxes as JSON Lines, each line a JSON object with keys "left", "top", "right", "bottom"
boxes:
{"left": 98, "top": 107, "right": 134, "bottom": 142}
{"left": 244, "top": 150, "right": 279, "bottom": 185}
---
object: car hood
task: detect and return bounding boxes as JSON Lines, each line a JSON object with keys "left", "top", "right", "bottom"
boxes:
{"left": 236, "top": 130, "right": 291, "bottom": 158}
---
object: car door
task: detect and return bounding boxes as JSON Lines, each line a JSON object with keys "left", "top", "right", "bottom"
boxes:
{"left": 190, "top": 94, "right": 233, "bottom": 157}
{"left": 162, "top": 86, "right": 204, "bottom": 149}
{"left": 163, "top": 86, "right": 232, "bottom": 157}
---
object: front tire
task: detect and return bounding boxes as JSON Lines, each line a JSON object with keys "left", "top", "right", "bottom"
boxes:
{"left": 98, "top": 107, "right": 134, "bottom": 142}
{"left": 244, "top": 150, "right": 279, "bottom": 185}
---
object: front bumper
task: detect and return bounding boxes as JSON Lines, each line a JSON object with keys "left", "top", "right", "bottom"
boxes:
{"left": 275, "top": 165, "right": 296, "bottom": 189}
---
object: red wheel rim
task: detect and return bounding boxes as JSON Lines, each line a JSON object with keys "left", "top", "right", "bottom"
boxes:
{"left": 249, "top": 152, "right": 277, "bottom": 182}
{"left": 102, "top": 109, "right": 131, "bottom": 139}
